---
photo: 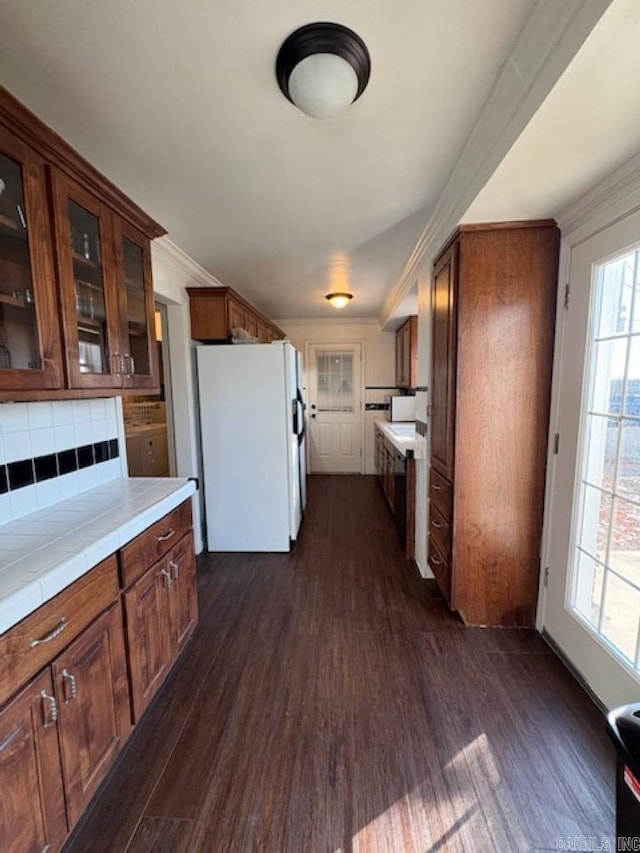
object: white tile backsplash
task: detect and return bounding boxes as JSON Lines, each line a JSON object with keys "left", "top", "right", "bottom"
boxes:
{"left": 27, "top": 401, "right": 54, "bottom": 430}
{"left": 0, "top": 398, "right": 124, "bottom": 523}
{"left": 3, "top": 431, "right": 27, "bottom": 463}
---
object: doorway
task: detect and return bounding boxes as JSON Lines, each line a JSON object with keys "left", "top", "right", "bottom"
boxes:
{"left": 306, "top": 341, "right": 363, "bottom": 474}
{"left": 123, "top": 302, "right": 176, "bottom": 478}
{"left": 543, "top": 207, "right": 640, "bottom": 708}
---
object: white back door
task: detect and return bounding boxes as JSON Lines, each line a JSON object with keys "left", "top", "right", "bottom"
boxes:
{"left": 306, "top": 342, "right": 363, "bottom": 474}
{"left": 542, "top": 209, "right": 640, "bottom": 709}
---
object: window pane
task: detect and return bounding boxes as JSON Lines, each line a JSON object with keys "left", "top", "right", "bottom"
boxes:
{"left": 577, "top": 484, "right": 611, "bottom": 564}
{"left": 595, "top": 252, "right": 635, "bottom": 338}
{"left": 617, "top": 418, "right": 640, "bottom": 502}
{"left": 123, "top": 237, "right": 150, "bottom": 376}
{"left": 316, "top": 351, "right": 354, "bottom": 412}
{"left": 583, "top": 414, "right": 618, "bottom": 490}
{"left": 625, "top": 335, "right": 640, "bottom": 416}
{"left": 589, "top": 338, "right": 628, "bottom": 416}
{"left": 573, "top": 550, "right": 604, "bottom": 626}
{"left": 608, "top": 497, "right": 640, "bottom": 587}
{"left": 601, "top": 572, "right": 640, "bottom": 665}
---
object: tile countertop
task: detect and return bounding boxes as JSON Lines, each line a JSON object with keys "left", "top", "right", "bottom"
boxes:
{"left": 374, "top": 419, "right": 427, "bottom": 459}
{"left": 0, "top": 477, "right": 196, "bottom": 635}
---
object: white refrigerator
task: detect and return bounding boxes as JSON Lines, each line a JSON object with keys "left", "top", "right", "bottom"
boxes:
{"left": 196, "top": 341, "right": 306, "bottom": 552}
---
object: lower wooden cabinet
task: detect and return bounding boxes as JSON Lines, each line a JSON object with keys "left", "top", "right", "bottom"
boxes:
{"left": 124, "top": 531, "right": 197, "bottom": 721}
{"left": 0, "top": 498, "right": 197, "bottom": 853}
{"left": 53, "top": 603, "right": 131, "bottom": 825}
{"left": 0, "top": 669, "right": 68, "bottom": 853}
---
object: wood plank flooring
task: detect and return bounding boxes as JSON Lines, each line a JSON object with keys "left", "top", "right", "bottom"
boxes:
{"left": 64, "top": 475, "right": 615, "bottom": 853}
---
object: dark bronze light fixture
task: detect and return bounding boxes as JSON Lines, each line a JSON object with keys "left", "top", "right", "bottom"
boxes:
{"left": 276, "top": 23, "right": 371, "bottom": 119}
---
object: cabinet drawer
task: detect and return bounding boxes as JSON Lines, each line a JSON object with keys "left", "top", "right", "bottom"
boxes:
{"left": 428, "top": 535, "right": 451, "bottom": 605}
{"left": 429, "top": 467, "right": 453, "bottom": 522}
{"left": 429, "top": 503, "right": 451, "bottom": 561}
{"left": 0, "top": 556, "right": 119, "bottom": 706}
{"left": 119, "top": 499, "right": 192, "bottom": 587}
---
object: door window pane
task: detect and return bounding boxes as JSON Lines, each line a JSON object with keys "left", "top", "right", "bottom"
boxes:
{"left": 0, "top": 152, "right": 40, "bottom": 370}
{"left": 316, "top": 351, "right": 354, "bottom": 412}
{"left": 69, "top": 200, "right": 109, "bottom": 373}
{"left": 570, "top": 247, "right": 640, "bottom": 675}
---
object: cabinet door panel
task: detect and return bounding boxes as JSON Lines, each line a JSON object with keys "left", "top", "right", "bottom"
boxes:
{"left": 124, "top": 564, "right": 172, "bottom": 721}
{"left": 0, "top": 128, "right": 64, "bottom": 392}
{"left": 53, "top": 603, "right": 131, "bottom": 825}
{"left": 168, "top": 532, "right": 198, "bottom": 658}
{"left": 114, "top": 219, "right": 158, "bottom": 390}
{"left": 431, "top": 242, "right": 457, "bottom": 478}
{"left": 0, "top": 669, "right": 67, "bottom": 853}
{"left": 51, "top": 171, "right": 122, "bottom": 389}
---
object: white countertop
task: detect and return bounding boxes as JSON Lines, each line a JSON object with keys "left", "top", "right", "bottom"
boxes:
{"left": 0, "top": 477, "right": 196, "bottom": 634}
{"left": 374, "top": 419, "right": 427, "bottom": 459}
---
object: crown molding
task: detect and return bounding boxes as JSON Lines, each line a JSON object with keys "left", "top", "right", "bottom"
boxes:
{"left": 379, "top": 0, "right": 613, "bottom": 327}
{"left": 152, "top": 237, "right": 225, "bottom": 289}
{"left": 274, "top": 316, "right": 381, "bottom": 327}
{"left": 557, "top": 151, "right": 640, "bottom": 245}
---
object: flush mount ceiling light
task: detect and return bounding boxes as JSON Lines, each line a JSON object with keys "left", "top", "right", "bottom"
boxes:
{"left": 276, "top": 23, "right": 371, "bottom": 119}
{"left": 325, "top": 292, "right": 353, "bottom": 309}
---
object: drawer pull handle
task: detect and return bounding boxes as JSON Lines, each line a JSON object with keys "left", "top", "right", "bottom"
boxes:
{"left": 432, "top": 483, "right": 442, "bottom": 491}
{"left": 157, "top": 527, "right": 175, "bottom": 542}
{"left": 41, "top": 691, "right": 59, "bottom": 727}
{"left": 30, "top": 617, "right": 68, "bottom": 648}
{"left": 0, "top": 725, "right": 23, "bottom": 753}
{"left": 431, "top": 556, "right": 443, "bottom": 566}
{"left": 169, "top": 560, "right": 179, "bottom": 582}
{"left": 61, "top": 668, "right": 78, "bottom": 703}
{"left": 432, "top": 520, "right": 442, "bottom": 529}
{"left": 160, "top": 567, "right": 173, "bottom": 590}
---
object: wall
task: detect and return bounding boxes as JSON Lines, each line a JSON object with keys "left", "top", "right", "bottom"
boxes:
{"left": 0, "top": 397, "right": 126, "bottom": 525}
{"left": 151, "top": 237, "right": 228, "bottom": 553}
{"left": 277, "top": 319, "right": 397, "bottom": 475}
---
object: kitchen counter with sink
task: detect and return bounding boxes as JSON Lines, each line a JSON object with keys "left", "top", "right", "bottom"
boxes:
{"left": 374, "top": 419, "right": 426, "bottom": 458}
{"left": 0, "top": 477, "right": 196, "bottom": 633}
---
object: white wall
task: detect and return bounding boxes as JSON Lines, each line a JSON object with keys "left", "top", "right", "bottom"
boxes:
{"left": 277, "top": 318, "right": 397, "bottom": 475}
{"left": 151, "top": 238, "right": 227, "bottom": 553}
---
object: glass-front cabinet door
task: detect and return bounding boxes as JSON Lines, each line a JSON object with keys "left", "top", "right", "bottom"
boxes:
{"left": 52, "top": 174, "right": 122, "bottom": 389}
{"left": 0, "top": 127, "right": 63, "bottom": 391}
{"left": 115, "top": 219, "right": 158, "bottom": 389}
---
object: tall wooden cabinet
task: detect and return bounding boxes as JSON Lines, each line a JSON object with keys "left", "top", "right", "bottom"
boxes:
{"left": 428, "top": 221, "right": 559, "bottom": 627}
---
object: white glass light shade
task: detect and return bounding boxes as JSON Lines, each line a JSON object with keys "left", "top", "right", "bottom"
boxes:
{"left": 288, "top": 53, "right": 359, "bottom": 119}
{"left": 326, "top": 293, "right": 353, "bottom": 308}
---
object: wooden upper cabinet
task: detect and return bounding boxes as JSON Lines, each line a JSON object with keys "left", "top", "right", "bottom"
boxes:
{"left": 52, "top": 171, "right": 122, "bottom": 389}
{"left": 0, "top": 127, "right": 64, "bottom": 392}
{"left": 0, "top": 86, "right": 165, "bottom": 399}
{"left": 187, "top": 286, "right": 285, "bottom": 343}
{"left": 395, "top": 316, "right": 417, "bottom": 389}
{"left": 114, "top": 218, "right": 158, "bottom": 390}
{"left": 52, "top": 173, "right": 159, "bottom": 392}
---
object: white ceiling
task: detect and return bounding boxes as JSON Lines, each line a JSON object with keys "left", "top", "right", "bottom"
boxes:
{"left": 464, "top": 0, "right": 640, "bottom": 224}
{"left": 0, "top": 0, "right": 536, "bottom": 320}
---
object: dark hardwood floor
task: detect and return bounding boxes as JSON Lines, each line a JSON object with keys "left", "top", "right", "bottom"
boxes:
{"left": 64, "top": 475, "right": 615, "bottom": 853}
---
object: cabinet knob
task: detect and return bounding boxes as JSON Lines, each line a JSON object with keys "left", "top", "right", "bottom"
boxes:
{"left": 160, "top": 567, "right": 173, "bottom": 590}
{"left": 169, "top": 560, "right": 179, "bottom": 582}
